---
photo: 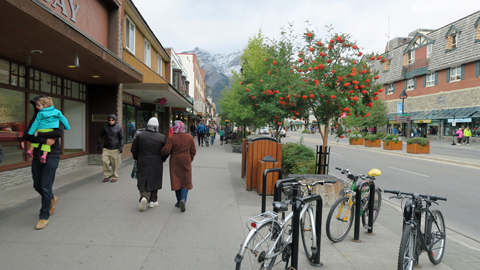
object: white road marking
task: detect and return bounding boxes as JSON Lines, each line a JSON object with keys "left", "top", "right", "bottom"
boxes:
{"left": 387, "top": 166, "right": 430, "bottom": 177}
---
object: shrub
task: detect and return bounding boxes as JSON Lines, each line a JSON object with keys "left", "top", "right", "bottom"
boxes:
{"left": 364, "top": 134, "right": 380, "bottom": 142}
{"left": 282, "top": 137, "right": 316, "bottom": 175}
{"left": 376, "top": 131, "right": 386, "bottom": 139}
{"left": 407, "top": 137, "right": 430, "bottom": 146}
{"left": 302, "top": 129, "right": 310, "bottom": 134}
{"left": 383, "top": 134, "right": 400, "bottom": 146}
{"left": 348, "top": 130, "right": 363, "bottom": 144}
{"left": 292, "top": 159, "right": 316, "bottom": 174}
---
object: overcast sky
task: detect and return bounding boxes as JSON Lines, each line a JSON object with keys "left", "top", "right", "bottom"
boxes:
{"left": 133, "top": 0, "right": 480, "bottom": 56}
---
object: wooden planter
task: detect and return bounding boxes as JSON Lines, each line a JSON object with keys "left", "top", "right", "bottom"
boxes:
{"left": 383, "top": 141, "right": 403, "bottom": 150}
{"left": 350, "top": 138, "right": 364, "bottom": 145}
{"left": 406, "top": 143, "right": 430, "bottom": 154}
{"left": 364, "top": 140, "right": 381, "bottom": 147}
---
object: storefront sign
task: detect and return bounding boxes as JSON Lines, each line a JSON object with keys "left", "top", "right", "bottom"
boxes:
{"left": 43, "top": 0, "right": 80, "bottom": 23}
{"left": 133, "top": 96, "right": 141, "bottom": 107}
{"left": 91, "top": 114, "right": 110, "bottom": 122}
{"left": 396, "top": 114, "right": 410, "bottom": 123}
{"left": 448, "top": 118, "right": 471, "bottom": 123}
{"left": 397, "top": 103, "right": 403, "bottom": 114}
{"left": 413, "top": 119, "right": 432, "bottom": 124}
{"left": 389, "top": 121, "right": 401, "bottom": 124}
{"left": 122, "top": 93, "right": 134, "bottom": 105}
{"left": 155, "top": 104, "right": 165, "bottom": 112}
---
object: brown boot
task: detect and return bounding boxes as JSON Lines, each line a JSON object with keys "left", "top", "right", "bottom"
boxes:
{"left": 50, "top": 196, "right": 59, "bottom": 215}
{"left": 35, "top": 219, "right": 49, "bottom": 230}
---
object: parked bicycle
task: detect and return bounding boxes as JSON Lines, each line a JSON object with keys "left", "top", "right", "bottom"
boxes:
{"left": 234, "top": 179, "right": 336, "bottom": 270}
{"left": 325, "top": 167, "right": 382, "bottom": 243}
{"left": 384, "top": 190, "right": 447, "bottom": 270}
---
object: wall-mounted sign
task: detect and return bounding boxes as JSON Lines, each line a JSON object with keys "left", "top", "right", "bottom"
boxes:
{"left": 413, "top": 119, "right": 432, "bottom": 123}
{"left": 91, "top": 114, "right": 110, "bottom": 122}
{"left": 395, "top": 114, "right": 410, "bottom": 123}
{"left": 155, "top": 104, "right": 165, "bottom": 112}
{"left": 122, "top": 93, "right": 134, "bottom": 105}
{"left": 448, "top": 118, "right": 471, "bottom": 123}
{"left": 397, "top": 103, "right": 403, "bottom": 114}
{"left": 133, "top": 96, "right": 141, "bottom": 106}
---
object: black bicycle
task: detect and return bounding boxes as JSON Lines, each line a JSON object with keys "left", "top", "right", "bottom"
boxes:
{"left": 384, "top": 190, "right": 447, "bottom": 270}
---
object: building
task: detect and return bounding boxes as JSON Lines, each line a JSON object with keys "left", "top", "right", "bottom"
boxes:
{"left": 178, "top": 53, "right": 207, "bottom": 122}
{"left": 371, "top": 11, "right": 480, "bottom": 141}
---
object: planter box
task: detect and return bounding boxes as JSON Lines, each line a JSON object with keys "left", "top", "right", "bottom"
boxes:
{"left": 406, "top": 143, "right": 430, "bottom": 154}
{"left": 232, "top": 144, "right": 242, "bottom": 153}
{"left": 383, "top": 141, "right": 403, "bottom": 150}
{"left": 350, "top": 138, "right": 364, "bottom": 145}
{"left": 364, "top": 140, "right": 381, "bottom": 147}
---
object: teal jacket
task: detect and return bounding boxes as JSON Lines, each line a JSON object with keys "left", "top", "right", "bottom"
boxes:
{"left": 28, "top": 106, "right": 71, "bottom": 135}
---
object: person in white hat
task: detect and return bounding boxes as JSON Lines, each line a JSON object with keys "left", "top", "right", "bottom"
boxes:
{"left": 131, "top": 117, "right": 166, "bottom": 211}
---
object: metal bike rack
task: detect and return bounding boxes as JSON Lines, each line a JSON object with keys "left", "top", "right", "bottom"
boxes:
{"left": 353, "top": 180, "right": 376, "bottom": 242}
{"left": 291, "top": 194, "right": 324, "bottom": 269}
{"left": 261, "top": 167, "right": 283, "bottom": 213}
{"left": 272, "top": 178, "right": 297, "bottom": 213}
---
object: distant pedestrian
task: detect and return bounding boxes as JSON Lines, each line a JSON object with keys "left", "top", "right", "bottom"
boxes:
{"left": 196, "top": 121, "right": 206, "bottom": 146}
{"left": 455, "top": 127, "right": 464, "bottom": 145}
{"left": 209, "top": 125, "right": 216, "bottom": 145}
{"left": 97, "top": 114, "right": 124, "bottom": 183}
{"left": 131, "top": 117, "right": 166, "bottom": 211}
{"left": 190, "top": 123, "right": 196, "bottom": 137}
{"left": 0, "top": 142, "right": 3, "bottom": 164}
{"left": 161, "top": 121, "right": 197, "bottom": 212}
{"left": 392, "top": 126, "right": 398, "bottom": 135}
{"left": 463, "top": 126, "right": 472, "bottom": 145}
{"left": 219, "top": 127, "right": 225, "bottom": 145}
{"left": 369, "top": 127, "right": 374, "bottom": 135}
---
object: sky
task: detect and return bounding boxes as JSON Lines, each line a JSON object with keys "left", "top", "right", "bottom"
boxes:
{"left": 133, "top": 0, "right": 480, "bottom": 56}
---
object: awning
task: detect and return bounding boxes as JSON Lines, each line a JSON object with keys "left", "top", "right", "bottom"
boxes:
{"left": 410, "top": 110, "right": 438, "bottom": 120}
{"left": 388, "top": 113, "right": 396, "bottom": 121}
{"left": 431, "top": 106, "right": 479, "bottom": 119}
{"left": 123, "top": 82, "right": 193, "bottom": 109}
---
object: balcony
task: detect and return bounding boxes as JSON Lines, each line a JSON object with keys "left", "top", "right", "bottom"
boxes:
{"left": 402, "top": 58, "right": 430, "bottom": 78}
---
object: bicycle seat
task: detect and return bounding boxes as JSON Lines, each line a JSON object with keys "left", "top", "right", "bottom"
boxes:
{"left": 368, "top": 168, "right": 381, "bottom": 177}
{"left": 272, "top": 201, "right": 289, "bottom": 212}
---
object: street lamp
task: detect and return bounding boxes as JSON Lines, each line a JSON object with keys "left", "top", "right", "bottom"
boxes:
{"left": 399, "top": 90, "right": 408, "bottom": 137}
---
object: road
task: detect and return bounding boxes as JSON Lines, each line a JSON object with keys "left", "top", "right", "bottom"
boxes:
{"left": 277, "top": 131, "right": 480, "bottom": 243}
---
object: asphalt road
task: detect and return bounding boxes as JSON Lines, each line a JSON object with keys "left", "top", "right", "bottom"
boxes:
{"left": 278, "top": 132, "right": 480, "bottom": 243}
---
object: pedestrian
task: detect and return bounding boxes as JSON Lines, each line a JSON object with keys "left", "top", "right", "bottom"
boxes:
{"left": 205, "top": 124, "right": 210, "bottom": 147}
{"left": 463, "top": 126, "right": 472, "bottom": 145}
{"left": 161, "top": 121, "right": 197, "bottom": 212}
{"left": 131, "top": 117, "right": 166, "bottom": 212}
{"left": 219, "top": 127, "right": 225, "bottom": 145}
{"left": 26, "top": 97, "right": 71, "bottom": 163}
{"left": 22, "top": 95, "right": 65, "bottom": 230}
{"left": 393, "top": 126, "right": 398, "bottom": 135}
{"left": 209, "top": 125, "right": 216, "bottom": 145}
{"left": 0, "top": 142, "right": 3, "bottom": 164}
{"left": 455, "top": 127, "right": 464, "bottom": 145}
{"left": 369, "top": 127, "right": 374, "bottom": 135}
{"left": 196, "top": 121, "right": 206, "bottom": 147}
{"left": 190, "top": 123, "right": 196, "bottom": 137}
{"left": 97, "top": 114, "right": 124, "bottom": 183}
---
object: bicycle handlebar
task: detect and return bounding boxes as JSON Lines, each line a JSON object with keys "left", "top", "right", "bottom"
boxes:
{"left": 384, "top": 190, "right": 447, "bottom": 202}
{"left": 335, "top": 167, "right": 375, "bottom": 181}
{"left": 283, "top": 180, "right": 337, "bottom": 188}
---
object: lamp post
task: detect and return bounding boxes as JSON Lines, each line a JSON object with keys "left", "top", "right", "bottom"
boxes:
{"left": 399, "top": 90, "right": 408, "bottom": 137}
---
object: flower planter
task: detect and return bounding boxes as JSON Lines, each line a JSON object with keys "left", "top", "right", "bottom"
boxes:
{"left": 406, "top": 144, "right": 430, "bottom": 154}
{"left": 364, "top": 140, "right": 381, "bottom": 147}
{"left": 350, "top": 138, "right": 364, "bottom": 145}
{"left": 383, "top": 141, "right": 403, "bottom": 150}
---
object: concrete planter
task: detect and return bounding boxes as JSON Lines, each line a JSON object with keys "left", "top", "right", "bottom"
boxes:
{"left": 383, "top": 141, "right": 403, "bottom": 150}
{"left": 288, "top": 174, "right": 344, "bottom": 206}
{"left": 406, "top": 143, "right": 430, "bottom": 154}
{"left": 232, "top": 144, "right": 242, "bottom": 153}
{"left": 364, "top": 140, "right": 381, "bottom": 147}
{"left": 350, "top": 138, "right": 364, "bottom": 145}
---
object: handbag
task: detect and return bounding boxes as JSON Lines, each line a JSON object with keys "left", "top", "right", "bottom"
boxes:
{"left": 131, "top": 160, "right": 138, "bottom": 179}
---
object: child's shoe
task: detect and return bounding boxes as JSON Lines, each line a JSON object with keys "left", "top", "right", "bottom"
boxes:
{"left": 40, "top": 155, "right": 47, "bottom": 164}
{"left": 27, "top": 150, "right": 34, "bottom": 158}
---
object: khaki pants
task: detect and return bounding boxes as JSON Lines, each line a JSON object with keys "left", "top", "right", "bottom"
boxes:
{"left": 102, "top": 148, "right": 120, "bottom": 180}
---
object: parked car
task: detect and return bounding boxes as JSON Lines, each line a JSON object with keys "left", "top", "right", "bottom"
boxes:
{"left": 271, "top": 128, "right": 286, "bottom": 138}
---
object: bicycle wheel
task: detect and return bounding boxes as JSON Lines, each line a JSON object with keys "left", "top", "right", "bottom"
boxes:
{"left": 398, "top": 225, "right": 416, "bottom": 270}
{"left": 362, "top": 188, "right": 382, "bottom": 226}
{"left": 300, "top": 205, "right": 316, "bottom": 261}
{"left": 326, "top": 196, "right": 354, "bottom": 243}
{"left": 426, "top": 210, "right": 446, "bottom": 265}
{"left": 235, "top": 222, "right": 281, "bottom": 270}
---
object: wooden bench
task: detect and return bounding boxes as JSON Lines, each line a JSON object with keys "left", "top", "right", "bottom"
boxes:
{"left": 224, "top": 132, "right": 238, "bottom": 144}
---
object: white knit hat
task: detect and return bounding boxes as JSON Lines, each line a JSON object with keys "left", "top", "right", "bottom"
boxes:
{"left": 147, "top": 117, "right": 159, "bottom": 127}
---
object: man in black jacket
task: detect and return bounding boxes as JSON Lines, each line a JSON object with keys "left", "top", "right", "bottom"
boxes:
{"left": 98, "top": 114, "right": 124, "bottom": 182}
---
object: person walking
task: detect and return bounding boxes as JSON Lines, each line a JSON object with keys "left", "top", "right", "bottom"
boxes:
{"left": 97, "top": 114, "right": 124, "bottom": 182}
{"left": 205, "top": 124, "right": 210, "bottom": 147}
{"left": 463, "top": 126, "right": 472, "bottom": 145}
{"left": 393, "top": 126, "right": 398, "bottom": 135}
{"left": 209, "top": 125, "right": 216, "bottom": 146}
{"left": 0, "top": 142, "right": 3, "bottom": 164}
{"left": 219, "top": 127, "right": 225, "bottom": 145}
{"left": 455, "top": 127, "right": 464, "bottom": 145}
{"left": 131, "top": 117, "right": 166, "bottom": 211}
{"left": 196, "top": 121, "right": 206, "bottom": 147}
{"left": 22, "top": 95, "right": 65, "bottom": 230}
{"left": 161, "top": 121, "right": 196, "bottom": 212}
{"left": 190, "top": 123, "right": 196, "bottom": 137}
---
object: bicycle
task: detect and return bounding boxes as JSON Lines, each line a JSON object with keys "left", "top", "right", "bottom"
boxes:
{"left": 325, "top": 167, "right": 382, "bottom": 243}
{"left": 384, "top": 190, "right": 447, "bottom": 270}
{"left": 234, "top": 179, "right": 336, "bottom": 269}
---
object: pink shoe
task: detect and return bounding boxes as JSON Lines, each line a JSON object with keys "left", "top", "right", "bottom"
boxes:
{"left": 40, "top": 155, "right": 47, "bottom": 163}
{"left": 27, "top": 150, "right": 34, "bottom": 158}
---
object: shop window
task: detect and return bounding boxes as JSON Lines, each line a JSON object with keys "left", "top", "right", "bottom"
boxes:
{"left": 0, "top": 88, "right": 26, "bottom": 166}
{"left": 0, "top": 59, "right": 9, "bottom": 84}
{"left": 51, "top": 75, "right": 62, "bottom": 95}
{"left": 72, "top": 81, "right": 79, "bottom": 99}
{"left": 40, "top": 72, "right": 52, "bottom": 93}
{"left": 10, "top": 63, "right": 26, "bottom": 88}
{"left": 79, "top": 84, "right": 86, "bottom": 100}
{"left": 123, "top": 104, "right": 136, "bottom": 143}
{"left": 63, "top": 99, "right": 86, "bottom": 154}
{"left": 29, "top": 69, "right": 40, "bottom": 91}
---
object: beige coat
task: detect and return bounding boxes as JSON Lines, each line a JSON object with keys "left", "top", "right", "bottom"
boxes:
{"left": 161, "top": 133, "right": 196, "bottom": 190}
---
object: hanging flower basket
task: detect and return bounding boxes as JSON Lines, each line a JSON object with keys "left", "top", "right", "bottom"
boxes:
{"left": 154, "top": 98, "right": 167, "bottom": 105}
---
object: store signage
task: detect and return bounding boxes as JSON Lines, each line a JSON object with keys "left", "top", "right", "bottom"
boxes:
{"left": 448, "top": 118, "right": 471, "bottom": 123}
{"left": 43, "top": 0, "right": 80, "bottom": 23}
{"left": 122, "top": 93, "right": 134, "bottom": 105}
{"left": 397, "top": 103, "right": 403, "bottom": 114}
{"left": 133, "top": 96, "right": 141, "bottom": 106}
{"left": 413, "top": 120, "right": 432, "bottom": 124}
{"left": 155, "top": 104, "right": 165, "bottom": 112}
{"left": 396, "top": 114, "right": 410, "bottom": 123}
{"left": 91, "top": 114, "right": 110, "bottom": 122}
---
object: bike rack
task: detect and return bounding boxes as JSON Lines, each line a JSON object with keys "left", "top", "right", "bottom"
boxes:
{"left": 291, "top": 193, "right": 324, "bottom": 269}
{"left": 261, "top": 167, "right": 283, "bottom": 213}
{"left": 352, "top": 180, "right": 376, "bottom": 242}
{"left": 272, "top": 178, "right": 297, "bottom": 213}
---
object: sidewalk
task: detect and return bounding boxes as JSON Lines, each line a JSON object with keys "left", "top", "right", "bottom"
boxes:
{"left": 0, "top": 139, "right": 479, "bottom": 269}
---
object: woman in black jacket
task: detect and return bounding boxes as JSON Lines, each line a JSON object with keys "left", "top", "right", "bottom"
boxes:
{"left": 22, "top": 95, "right": 65, "bottom": 230}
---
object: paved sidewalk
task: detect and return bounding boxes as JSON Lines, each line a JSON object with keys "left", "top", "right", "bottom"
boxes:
{"left": 0, "top": 138, "right": 479, "bottom": 269}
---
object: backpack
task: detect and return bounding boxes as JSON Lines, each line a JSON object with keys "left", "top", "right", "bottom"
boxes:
{"left": 198, "top": 125, "right": 206, "bottom": 134}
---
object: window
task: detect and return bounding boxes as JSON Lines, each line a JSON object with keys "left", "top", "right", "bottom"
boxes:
{"left": 407, "top": 79, "right": 415, "bottom": 90}
{"left": 427, "top": 44, "right": 432, "bottom": 58}
{"left": 144, "top": 39, "right": 151, "bottom": 67}
{"left": 384, "top": 60, "right": 391, "bottom": 71}
{"left": 125, "top": 16, "right": 135, "bottom": 53}
{"left": 63, "top": 99, "right": 86, "bottom": 154}
{"left": 0, "top": 88, "right": 26, "bottom": 165}
{"left": 451, "top": 34, "right": 457, "bottom": 49}
{"left": 123, "top": 104, "right": 136, "bottom": 143}
{"left": 157, "top": 54, "right": 163, "bottom": 75}
{"left": 426, "top": 73, "right": 435, "bottom": 86}
{"left": 387, "top": 83, "right": 394, "bottom": 94}
{"left": 408, "top": 51, "right": 415, "bottom": 65}
{"left": 450, "top": 66, "right": 461, "bottom": 81}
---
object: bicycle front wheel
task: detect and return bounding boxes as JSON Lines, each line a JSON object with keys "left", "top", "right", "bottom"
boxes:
{"left": 398, "top": 225, "right": 416, "bottom": 270}
{"left": 326, "top": 196, "right": 354, "bottom": 243}
{"left": 426, "top": 210, "right": 446, "bottom": 265}
{"left": 362, "top": 188, "right": 382, "bottom": 226}
{"left": 301, "top": 205, "right": 316, "bottom": 261}
{"left": 236, "top": 222, "right": 280, "bottom": 270}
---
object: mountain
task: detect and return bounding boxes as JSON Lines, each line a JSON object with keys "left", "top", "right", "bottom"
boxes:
{"left": 182, "top": 48, "right": 241, "bottom": 113}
